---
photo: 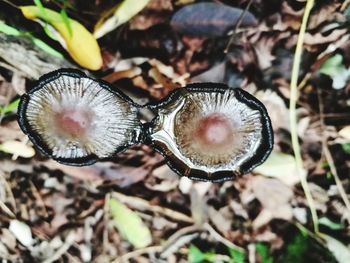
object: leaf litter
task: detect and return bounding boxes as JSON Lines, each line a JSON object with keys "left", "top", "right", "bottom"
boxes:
{"left": 0, "top": 0, "right": 349, "bottom": 262}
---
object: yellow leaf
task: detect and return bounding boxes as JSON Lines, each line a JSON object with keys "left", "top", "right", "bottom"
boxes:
{"left": 254, "top": 150, "right": 304, "bottom": 186}
{"left": 94, "top": 0, "right": 150, "bottom": 39}
{"left": 109, "top": 197, "right": 152, "bottom": 248}
{"left": 0, "top": 140, "right": 35, "bottom": 158}
{"left": 20, "top": 6, "right": 102, "bottom": 70}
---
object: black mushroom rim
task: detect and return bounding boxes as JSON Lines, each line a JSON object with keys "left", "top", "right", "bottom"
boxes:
{"left": 146, "top": 83, "right": 273, "bottom": 182}
{"left": 18, "top": 69, "right": 142, "bottom": 166}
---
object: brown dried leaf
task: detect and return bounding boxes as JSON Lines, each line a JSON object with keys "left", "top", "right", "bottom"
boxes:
{"left": 248, "top": 176, "right": 293, "bottom": 228}
{"left": 208, "top": 206, "right": 232, "bottom": 235}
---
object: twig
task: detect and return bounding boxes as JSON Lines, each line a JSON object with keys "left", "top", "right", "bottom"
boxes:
{"left": 331, "top": 200, "right": 350, "bottom": 223}
{"left": 0, "top": 199, "right": 15, "bottom": 218}
{"left": 294, "top": 222, "right": 322, "bottom": 243}
{"left": 289, "top": 0, "right": 319, "bottom": 233}
{"left": 29, "top": 180, "right": 48, "bottom": 218}
{"left": 42, "top": 231, "right": 76, "bottom": 263}
{"left": 103, "top": 193, "right": 111, "bottom": 255}
{"left": 0, "top": 0, "right": 19, "bottom": 9}
{"left": 341, "top": 0, "right": 350, "bottom": 11}
{"left": 0, "top": 172, "right": 17, "bottom": 213}
{"left": 323, "top": 147, "right": 350, "bottom": 210}
{"left": 161, "top": 225, "right": 200, "bottom": 255}
{"left": 204, "top": 223, "right": 244, "bottom": 252}
{"left": 224, "top": 0, "right": 254, "bottom": 53}
{"left": 317, "top": 90, "right": 350, "bottom": 214}
{"left": 161, "top": 233, "right": 199, "bottom": 258}
{"left": 297, "top": 34, "right": 350, "bottom": 90}
{"left": 111, "top": 191, "right": 194, "bottom": 224}
{"left": 112, "top": 246, "right": 163, "bottom": 263}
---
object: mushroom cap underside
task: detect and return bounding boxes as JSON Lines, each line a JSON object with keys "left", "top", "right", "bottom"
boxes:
{"left": 147, "top": 83, "right": 273, "bottom": 182}
{"left": 18, "top": 69, "right": 142, "bottom": 165}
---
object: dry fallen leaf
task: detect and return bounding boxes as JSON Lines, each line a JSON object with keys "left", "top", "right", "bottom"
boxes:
{"left": 0, "top": 140, "right": 35, "bottom": 158}
{"left": 109, "top": 197, "right": 152, "bottom": 248}
{"left": 250, "top": 176, "right": 293, "bottom": 228}
{"left": 9, "top": 220, "right": 34, "bottom": 247}
{"left": 254, "top": 150, "right": 302, "bottom": 186}
{"left": 94, "top": 0, "right": 151, "bottom": 39}
{"left": 255, "top": 90, "right": 290, "bottom": 131}
{"left": 339, "top": 126, "right": 350, "bottom": 140}
{"left": 321, "top": 234, "right": 350, "bottom": 263}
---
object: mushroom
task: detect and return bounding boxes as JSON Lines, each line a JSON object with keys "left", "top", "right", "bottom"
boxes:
{"left": 18, "top": 69, "right": 141, "bottom": 165}
{"left": 18, "top": 69, "right": 273, "bottom": 182}
{"left": 147, "top": 83, "right": 273, "bottom": 182}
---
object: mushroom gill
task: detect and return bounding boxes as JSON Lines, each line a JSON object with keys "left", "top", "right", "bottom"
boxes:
{"left": 147, "top": 83, "right": 273, "bottom": 182}
{"left": 18, "top": 69, "right": 141, "bottom": 165}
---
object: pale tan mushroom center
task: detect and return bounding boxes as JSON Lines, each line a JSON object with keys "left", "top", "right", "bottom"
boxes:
{"left": 54, "top": 108, "right": 94, "bottom": 139}
{"left": 194, "top": 113, "right": 234, "bottom": 148}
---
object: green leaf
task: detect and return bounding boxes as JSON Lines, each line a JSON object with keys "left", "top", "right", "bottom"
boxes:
{"left": 319, "top": 54, "right": 350, "bottom": 89}
{"left": 0, "top": 99, "right": 20, "bottom": 114}
{"left": 319, "top": 217, "right": 344, "bottom": 230}
{"left": 33, "top": 0, "right": 57, "bottom": 40}
{"left": 188, "top": 245, "right": 206, "bottom": 263}
{"left": 109, "top": 197, "right": 152, "bottom": 248}
{"left": 321, "top": 161, "right": 330, "bottom": 169}
{"left": 60, "top": 9, "right": 73, "bottom": 37}
{"left": 280, "top": 232, "right": 309, "bottom": 263}
{"left": 0, "top": 22, "right": 62, "bottom": 58}
{"left": 256, "top": 243, "right": 273, "bottom": 263}
{"left": 33, "top": 0, "right": 45, "bottom": 11}
{"left": 229, "top": 247, "right": 245, "bottom": 263}
{"left": 341, "top": 143, "right": 350, "bottom": 154}
{"left": 30, "top": 36, "right": 63, "bottom": 58}
{"left": 188, "top": 245, "right": 215, "bottom": 263}
{"left": 0, "top": 22, "right": 20, "bottom": 36}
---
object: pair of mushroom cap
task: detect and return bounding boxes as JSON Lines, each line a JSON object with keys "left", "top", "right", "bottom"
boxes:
{"left": 18, "top": 69, "right": 273, "bottom": 182}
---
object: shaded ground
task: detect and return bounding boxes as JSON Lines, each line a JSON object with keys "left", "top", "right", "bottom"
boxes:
{"left": 0, "top": 0, "right": 349, "bottom": 262}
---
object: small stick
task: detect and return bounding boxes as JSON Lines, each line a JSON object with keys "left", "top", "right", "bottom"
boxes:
{"left": 29, "top": 180, "right": 49, "bottom": 218}
{"left": 341, "top": 0, "right": 350, "bottom": 11}
{"left": 224, "top": 0, "right": 254, "bottom": 53}
{"left": 0, "top": 0, "right": 19, "bottom": 9}
{"left": 111, "top": 191, "right": 194, "bottom": 223}
{"left": 317, "top": 89, "right": 350, "bottom": 214}
{"left": 0, "top": 171, "right": 17, "bottom": 213}
{"left": 42, "top": 231, "right": 76, "bottom": 263}
{"left": 204, "top": 223, "right": 245, "bottom": 252}
{"left": 0, "top": 199, "right": 15, "bottom": 218}
{"left": 112, "top": 246, "right": 163, "bottom": 263}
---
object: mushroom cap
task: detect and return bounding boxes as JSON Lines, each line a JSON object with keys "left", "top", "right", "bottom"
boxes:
{"left": 147, "top": 83, "right": 273, "bottom": 182}
{"left": 18, "top": 69, "right": 141, "bottom": 165}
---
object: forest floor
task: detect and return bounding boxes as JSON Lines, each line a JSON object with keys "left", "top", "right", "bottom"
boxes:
{"left": 0, "top": 0, "right": 349, "bottom": 262}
